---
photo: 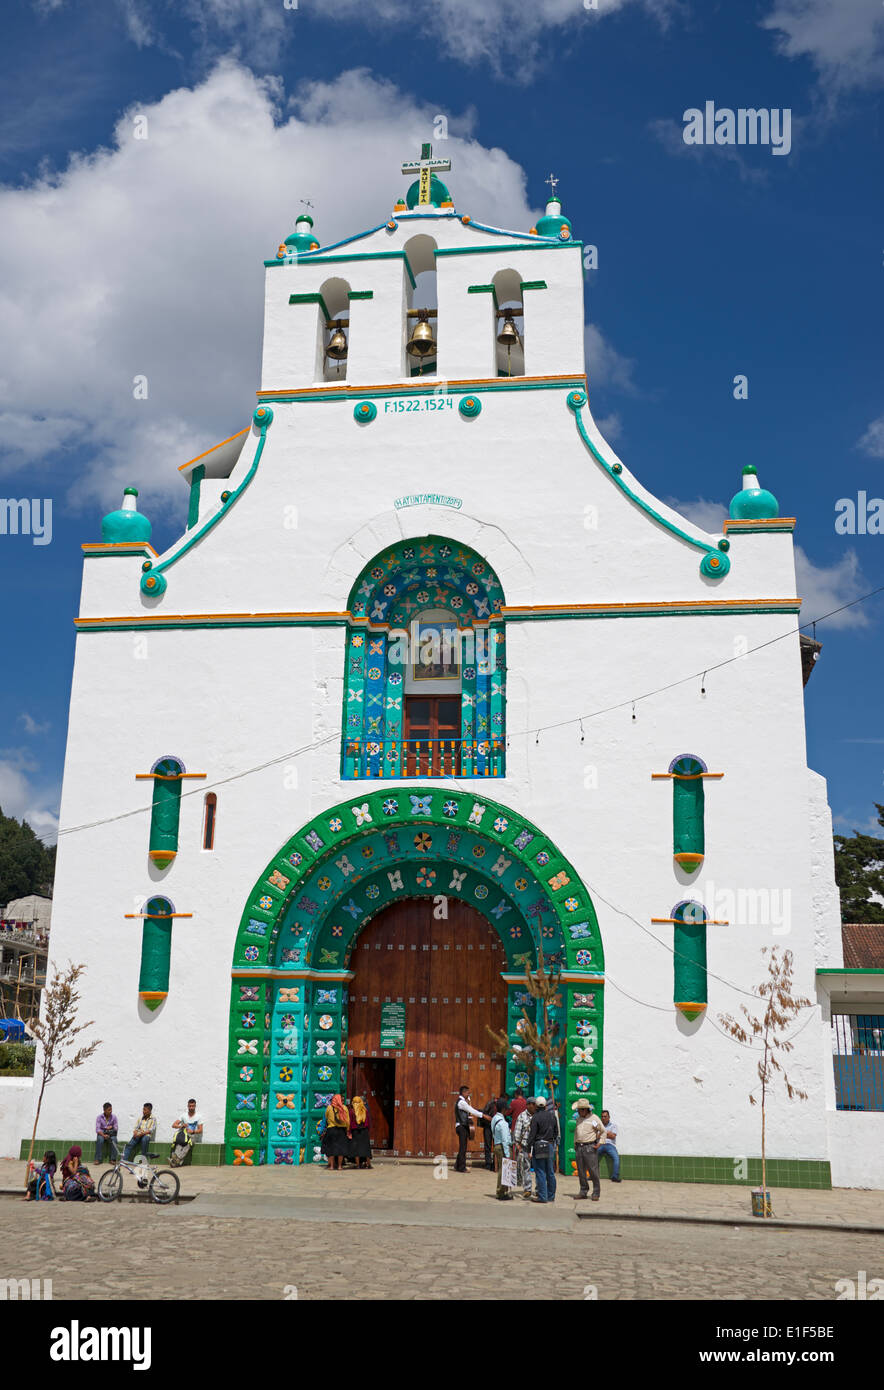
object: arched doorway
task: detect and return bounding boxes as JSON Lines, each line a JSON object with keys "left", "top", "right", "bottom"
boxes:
{"left": 226, "top": 787, "right": 605, "bottom": 1166}
{"left": 348, "top": 898, "right": 508, "bottom": 1157}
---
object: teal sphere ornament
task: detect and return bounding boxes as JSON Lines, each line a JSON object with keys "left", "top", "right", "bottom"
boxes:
{"left": 458, "top": 395, "right": 482, "bottom": 418}
{"left": 729, "top": 466, "right": 778, "bottom": 520}
{"left": 566, "top": 389, "right": 587, "bottom": 412}
{"left": 699, "top": 550, "right": 730, "bottom": 579}
{"left": 253, "top": 405, "right": 274, "bottom": 430}
{"left": 101, "top": 487, "right": 152, "bottom": 544}
{"left": 354, "top": 401, "right": 377, "bottom": 423}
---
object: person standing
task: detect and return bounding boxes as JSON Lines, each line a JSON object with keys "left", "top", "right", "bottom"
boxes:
{"left": 454, "top": 1085, "right": 484, "bottom": 1173}
{"left": 479, "top": 1096, "right": 496, "bottom": 1171}
{"left": 123, "top": 1103, "right": 156, "bottom": 1161}
{"left": 509, "top": 1088, "right": 527, "bottom": 1135}
{"left": 572, "top": 1099, "right": 605, "bottom": 1201}
{"left": 94, "top": 1102, "right": 119, "bottom": 1163}
{"left": 598, "top": 1108, "right": 621, "bottom": 1182}
{"left": 348, "top": 1094, "right": 372, "bottom": 1169}
{"left": 490, "top": 1099, "right": 513, "bottom": 1201}
{"left": 527, "top": 1096, "right": 559, "bottom": 1203}
{"left": 323, "top": 1094, "right": 351, "bottom": 1171}
{"left": 513, "top": 1097, "right": 535, "bottom": 1200}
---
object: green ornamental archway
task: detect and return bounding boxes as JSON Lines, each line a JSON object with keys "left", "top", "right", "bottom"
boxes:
{"left": 226, "top": 787, "right": 605, "bottom": 1165}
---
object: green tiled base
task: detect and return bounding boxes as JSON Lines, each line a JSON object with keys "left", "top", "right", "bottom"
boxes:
{"left": 17, "top": 1140, "right": 226, "bottom": 1167}
{"left": 590, "top": 1153, "right": 832, "bottom": 1190}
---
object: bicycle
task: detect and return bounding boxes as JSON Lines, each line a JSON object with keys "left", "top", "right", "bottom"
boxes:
{"left": 96, "top": 1151, "right": 180, "bottom": 1205}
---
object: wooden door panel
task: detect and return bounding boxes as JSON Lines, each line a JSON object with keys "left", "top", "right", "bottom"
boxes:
{"left": 347, "top": 898, "right": 507, "bottom": 1158}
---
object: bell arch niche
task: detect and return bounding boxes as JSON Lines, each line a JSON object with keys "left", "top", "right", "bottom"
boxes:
{"left": 492, "top": 268, "right": 525, "bottom": 378}
{"left": 403, "top": 234, "right": 438, "bottom": 377}
{"left": 342, "top": 535, "right": 506, "bottom": 780}
{"left": 318, "top": 276, "right": 351, "bottom": 382}
{"left": 225, "top": 786, "right": 606, "bottom": 1165}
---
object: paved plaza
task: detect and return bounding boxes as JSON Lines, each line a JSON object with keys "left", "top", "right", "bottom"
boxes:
{"left": 3, "top": 1158, "right": 883, "bottom": 1300}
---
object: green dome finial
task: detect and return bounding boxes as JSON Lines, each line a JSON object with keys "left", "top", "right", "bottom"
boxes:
{"left": 281, "top": 208, "right": 320, "bottom": 256}
{"left": 101, "top": 486, "right": 152, "bottom": 544}
{"left": 533, "top": 174, "right": 573, "bottom": 241}
{"left": 729, "top": 465, "right": 779, "bottom": 521}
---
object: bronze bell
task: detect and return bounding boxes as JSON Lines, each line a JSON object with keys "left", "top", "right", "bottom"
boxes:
{"left": 325, "top": 325, "right": 348, "bottom": 359}
{"left": 496, "top": 315, "right": 520, "bottom": 348}
{"left": 407, "top": 311, "right": 437, "bottom": 358}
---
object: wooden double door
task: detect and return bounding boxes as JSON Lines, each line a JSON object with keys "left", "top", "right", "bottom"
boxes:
{"left": 347, "top": 898, "right": 507, "bottom": 1157}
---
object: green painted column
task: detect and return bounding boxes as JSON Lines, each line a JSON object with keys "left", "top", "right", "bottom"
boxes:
{"left": 148, "top": 758, "right": 184, "bottom": 864}
{"left": 139, "top": 898, "right": 174, "bottom": 1010}
{"left": 673, "top": 901, "right": 707, "bottom": 1020}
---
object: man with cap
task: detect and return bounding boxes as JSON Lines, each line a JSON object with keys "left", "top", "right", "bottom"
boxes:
{"left": 513, "top": 1096, "right": 536, "bottom": 1199}
{"left": 572, "top": 1099, "right": 605, "bottom": 1201}
{"left": 526, "top": 1095, "right": 559, "bottom": 1203}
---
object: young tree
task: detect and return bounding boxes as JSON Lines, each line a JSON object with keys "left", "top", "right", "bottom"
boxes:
{"left": 718, "top": 947, "right": 811, "bottom": 1213}
{"left": 487, "top": 943, "right": 567, "bottom": 1113}
{"left": 23, "top": 962, "right": 101, "bottom": 1184}
{"left": 833, "top": 804, "right": 884, "bottom": 923}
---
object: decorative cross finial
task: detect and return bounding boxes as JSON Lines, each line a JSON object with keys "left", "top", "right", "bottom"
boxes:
{"left": 545, "top": 173, "right": 559, "bottom": 199}
{"left": 401, "top": 141, "right": 452, "bottom": 205}
{"left": 300, "top": 198, "right": 314, "bottom": 210}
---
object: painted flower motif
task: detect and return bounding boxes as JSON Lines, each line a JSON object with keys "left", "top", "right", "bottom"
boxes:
{"left": 260, "top": 1122, "right": 267, "bottom": 1138}
{"left": 474, "top": 884, "right": 489, "bottom": 900}
{"left": 462, "top": 667, "right": 475, "bottom": 680}
{"left": 367, "top": 742, "right": 381, "bottom": 755}
{"left": 328, "top": 817, "right": 343, "bottom": 832}
{"left": 370, "top": 566, "right": 384, "bottom": 579}
{"left": 332, "top": 925, "right": 343, "bottom": 937}
{"left": 450, "top": 596, "right": 463, "bottom": 609}
{"left": 572, "top": 1046, "right": 594, "bottom": 1065}
{"left": 305, "top": 831, "right": 324, "bottom": 852}
{"left": 575, "top": 1075, "right": 591, "bottom": 1092}
{"left": 367, "top": 667, "right": 382, "bottom": 682}
{"left": 384, "top": 584, "right": 396, "bottom": 596}
{"left": 410, "top": 794, "right": 432, "bottom": 816}
{"left": 472, "top": 845, "right": 486, "bottom": 859}
{"left": 317, "top": 1065, "right": 333, "bottom": 1081}
{"left": 414, "top": 832, "right": 433, "bottom": 853}
{"left": 239, "top": 1066, "right": 255, "bottom": 1082}
{"left": 318, "top": 1014, "right": 334, "bottom": 1030}
{"left": 472, "top": 562, "right": 485, "bottom": 575}
{"left": 233, "top": 1149, "right": 253, "bottom": 1165}
{"left": 514, "top": 1071, "right": 530, "bottom": 1088}
{"left": 389, "top": 673, "right": 402, "bottom": 686}
{"left": 564, "top": 896, "right": 580, "bottom": 912}
{"left": 536, "top": 851, "right": 551, "bottom": 867}
{"left": 442, "top": 799, "right": 459, "bottom": 818}
{"left": 515, "top": 1018, "right": 529, "bottom": 1034}
{"left": 365, "top": 884, "right": 380, "bottom": 899}
{"left": 317, "top": 877, "right": 332, "bottom": 891}
{"left": 276, "top": 1120, "right": 293, "bottom": 1138}
{"left": 236, "top": 1122, "right": 252, "bottom": 1139}
{"left": 416, "top": 868, "right": 436, "bottom": 888}
{"left": 279, "top": 1065, "right": 294, "bottom": 1082}
{"left": 575, "top": 949, "right": 592, "bottom": 967}
{"left": 382, "top": 798, "right": 399, "bottom": 816}
{"left": 492, "top": 713, "right": 503, "bottom": 727}
{"left": 361, "top": 846, "right": 375, "bottom": 859}
{"left": 352, "top": 802, "right": 373, "bottom": 826}
{"left": 241, "top": 1012, "right": 256, "bottom": 1028}
{"left": 416, "top": 590, "right": 430, "bottom": 603}
{"left": 509, "top": 926, "right": 522, "bottom": 938}
{"left": 281, "top": 1013, "right": 296, "bottom": 1030}
{"left": 493, "top": 816, "right": 509, "bottom": 833}
{"left": 317, "top": 989, "right": 337, "bottom": 1004}
{"left": 244, "top": 945, "right": 260, "bottom": 962}
{"left": 288, "top": 851, "right": 303, "bottom": 868}
{"left": 468, "top": 803, "right": 486, "bottom": 826}
{"left": 351, "top": 634, "right": 364, "bottom": 647}
{"left": 514, "top": 878, "right": 528, "bottom": 891}
{"left": 316, "top": 1040, "right": 335, "bottom": 1055}
{"left": 258, "top": 895, "right": 273, "bottom": 911}
{"left": 576, "top": 1020, "right": 593, "bottom": 1037}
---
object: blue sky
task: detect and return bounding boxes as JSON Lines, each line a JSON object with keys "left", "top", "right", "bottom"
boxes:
{"left": 1, "top": 0, "right": 882, "bottom": 843}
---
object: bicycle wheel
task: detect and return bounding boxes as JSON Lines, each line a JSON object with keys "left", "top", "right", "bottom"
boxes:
{"left": 149, "top": 1169, "right": 180, "bottom": 1204}
{"left": 97, "top": 1168, "right": 123, "bottom": 1202}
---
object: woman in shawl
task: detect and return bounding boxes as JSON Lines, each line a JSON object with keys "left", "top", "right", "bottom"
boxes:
{"left": 348, "top": 1094, "right": 372, "bottom": 1169}
{"left": 60, "top": 1145, "right": 95, "bottom": 1201}
{"left": 323, "top": 1094, "right": 351, "bottom": 1171}
{"left": 24, "top": 1149, "right": 57, "bottom": 1200}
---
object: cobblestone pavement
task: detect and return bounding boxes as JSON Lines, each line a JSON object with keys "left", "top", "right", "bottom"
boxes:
{"left": 3, "top": 1174, "right": 883, "bottom": 1300}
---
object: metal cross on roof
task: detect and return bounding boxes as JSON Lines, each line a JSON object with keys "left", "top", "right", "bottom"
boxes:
{"left": 401, "top": 141, "right": 452, "bottom": 205}
{"left": 545, "top": 172, "right": 559, "bottom": 198}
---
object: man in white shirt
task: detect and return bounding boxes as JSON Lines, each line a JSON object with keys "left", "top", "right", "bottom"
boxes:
{"left": 598, "top": 1108, "right": 621, "bottom": 1182}
{"left": 490, "top": 1100, "right": 513, "bottom": 1201}
{"left": 513, "top": 1097, "right": 535, "bottom": 1200}
{"left": 170, "top": 1098, "right": 204, "bottom": 1167}
{"left": 454, "top": 1086, "right": 484, "bottom": 1172}
{"left": 572, "top": 1099, "right": 605, "bottom": 1201}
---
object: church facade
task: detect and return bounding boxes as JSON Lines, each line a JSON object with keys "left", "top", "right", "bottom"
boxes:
{"left": 40, "top": 149, "right": 858, "bottom": 1181}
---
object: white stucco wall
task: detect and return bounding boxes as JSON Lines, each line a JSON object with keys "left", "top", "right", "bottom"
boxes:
{"left": 35, "top": 204, "right": 865, "bottom": 1180}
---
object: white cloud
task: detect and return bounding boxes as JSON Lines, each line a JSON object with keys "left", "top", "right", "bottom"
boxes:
{"left": 584, "top": 324, "right": 638, "bottom": 394}
{"left": 761, "top": 0, "right": 884, "bottom": 92}
{"left": 857, "top": 415, "right": 884, "bottom": 458}
{"left": 649, "top": 117, "right": 770, "bottom": 185}
{"left": 19, "top": 714, "right": 51, "bottom": 736}
{"left": 0, "top": 748, "right": 59, "bottom": 844}
{"left": 667, "top": 494, "right": 870, "bottom": 630}
{"left": 0, "top": 63, "right": 541, "bottom": 519}
{"left": 595, "top": 412, "right": 623, "bottom": 441}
